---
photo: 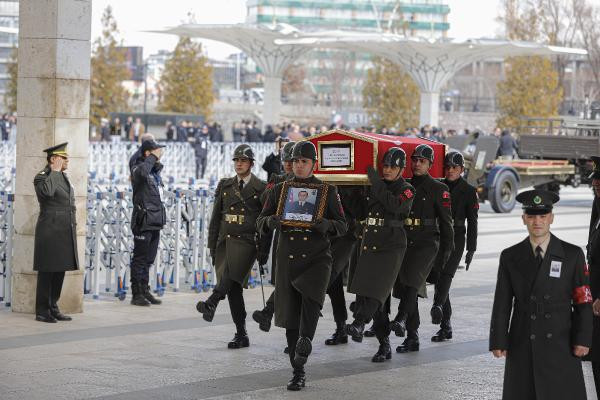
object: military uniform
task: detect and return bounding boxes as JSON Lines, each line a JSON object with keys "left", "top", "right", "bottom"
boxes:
{"left": 34, "top": 143, "right": 78, "bottom": 322}
{"left": 431, "top": 173, "right": 478, "bottom": 339}
{"left": 197, "top": 144, "right": 270, "bottom": 349}
{"left": 392, "top": 171, "right": 453, "bottom": 348}
{"left": 490, "top": 190, "right": 592, "bottom": 400}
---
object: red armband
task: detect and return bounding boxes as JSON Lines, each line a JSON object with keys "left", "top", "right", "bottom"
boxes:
{"left": 442, "top": 201, "right": 452, "bottom": 208}
{"left": 266, "top": 182, "right": 275, "bottom": 190}
{"left": 573, "top": 285, "right": 593, "bottom": 305}
{"left": 473, "top": 203, "right": 480, "bottom": 210}
{"left": 584, "top": 264, "right": 590, "bottom": 276}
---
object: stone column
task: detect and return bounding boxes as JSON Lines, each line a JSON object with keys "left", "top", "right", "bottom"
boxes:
{"left": 11, "top": 0, "right": 91, "bottom": 313}
{"left": 419, "top": 91, "right": 440, "bottom": 128}
{"left": 263, "top": 76, "right": 283, "bottom": 128}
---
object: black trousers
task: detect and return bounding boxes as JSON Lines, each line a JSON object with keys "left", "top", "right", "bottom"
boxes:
{"left": 130, "top": 230, "right": 160, "bottom": 286}
{"left": 214, "top": 277, "right": 247, "bottom": 330}
{"left": 433, "top": 234, "right": 465, "bottom": 327}
{"left": 395, "top": 283, "right": 420, "bottom": 334}
{"left": 355, "top": 295, "right": 391, "bottom": 339}
{"left": 195, "top": 155, "right": 207, "bottom": 179}
{"left": 326, "top": 269, "right": 347, "bottom": 323}
{"left": 285, "top": 287, "right": 321, "bottom": 370}
{"left": 36, "top": 271, "right": 65, "bottom": 316}
{"left": 593, "top": 362, "right": 600, "bottom": 400}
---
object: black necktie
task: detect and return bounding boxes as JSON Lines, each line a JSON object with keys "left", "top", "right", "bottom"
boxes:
{"left": 239, "top": 179, "right": 244, "bottom": 191}
{"left": 535, "top": 246, "right": 543, "bottom": 268}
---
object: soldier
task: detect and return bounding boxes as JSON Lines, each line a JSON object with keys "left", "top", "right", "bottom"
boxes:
{"left": 34, "top": 143, "right": 78, "bottom": 323}
{"left": 257, "top": 141, "right": 346, "bottom": 391}
{"left": 391, "top": 144, "right": 454, "bottom": 353}
{"left": 430, "top": 151, "right": 478, "bottom": 342}
{"left": 196, "top": 144, "right": 271, "bottom": 349}
{"left": 585, "top": 156, "right": 600, "bottom": 398}
{"left": 345, "top": 148, "right": 415, "bottom": 362}
{"left": 252, "top": 141, "right": 295, "bottom": 333}
{"left": 490, "top": 189, "right": 592, "bottom": 400}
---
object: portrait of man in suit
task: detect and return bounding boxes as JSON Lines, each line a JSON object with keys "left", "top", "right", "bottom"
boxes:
{"left": 284, "top": 188, "right": 317, "bottom": 222}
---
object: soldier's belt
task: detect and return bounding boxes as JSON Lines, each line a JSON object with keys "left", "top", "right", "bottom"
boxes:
{"left": 404, "top": 218, "right": 435, "bottom": 227}
{"left": 361, "top": 218, "right": 404, "bottom": 228}
{"left": 224, "top": 214, "right": 245, "bottom": 224}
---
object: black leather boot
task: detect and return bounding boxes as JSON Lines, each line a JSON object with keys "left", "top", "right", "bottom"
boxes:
{"left": 131, "top": 283, "right": 151, "bottom": 306}
{"left": 430, "top": 304, "right": 443, "bottom": 325}
{"left": 196, "top": 292, "right": 220, "bottom": 322}
{"left": 325, "top": 320, "right": 348, "bottom": 345}
{"left": 432, "top": 321, "right": 453, "bottom": 342}
{"left": 371, "top": 336, "right": 392, "bottom": 362}
{"left": 396, "top": 332, "right": 420, "bottom": 353}
{"left": 143, "top": 284, "right": 162, "bottom": 305}
{"left": 287, "top": 369, "right": 306, "bottom": 391}
{"left": 364, "top": 323, "right": 376, "bottom": 337}
{"left": 389, "top": 312, "right": 407, "bottom": 337}
{"left": 228, "top": 324, "right": 250, "bottom": 349}
{"left": 252, "top": 302, "right": 274, "bottom": 332}
{"left": 294, "top": 336, "right": 312, "bottom": 367}
{"left": 345, "top": 320, "right": 364, "bottom": 343}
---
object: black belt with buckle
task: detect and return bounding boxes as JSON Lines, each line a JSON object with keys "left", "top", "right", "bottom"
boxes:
{"left": 404, "top": 218, "right": 435, "bottom": 227}
{"left": 361, "top": 218, "right": 405, "bottom": 228}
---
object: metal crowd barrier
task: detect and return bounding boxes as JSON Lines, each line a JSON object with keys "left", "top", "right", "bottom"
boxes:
{"left": 0, "top": 192, "right": 13, "bottom": 307}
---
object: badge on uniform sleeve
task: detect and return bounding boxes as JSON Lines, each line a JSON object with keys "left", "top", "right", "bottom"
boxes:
{"left": 549, "top": 260, "right": 562, "bottom": 278}
{"left": 442, "top": 191, "right": 450, "bottom": 199}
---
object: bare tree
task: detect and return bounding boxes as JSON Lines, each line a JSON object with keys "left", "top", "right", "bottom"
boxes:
{"left": 574, "top": 0, "right": 600, "bottom": 99}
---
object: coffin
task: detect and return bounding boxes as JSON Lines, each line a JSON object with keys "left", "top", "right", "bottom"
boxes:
{"left": 305, "top": 129, "right": 446, "bottom": 184}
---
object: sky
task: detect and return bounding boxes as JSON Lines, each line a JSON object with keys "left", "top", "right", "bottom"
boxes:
{"left": 90, "top": 0, "right": 503, "bottom": 60}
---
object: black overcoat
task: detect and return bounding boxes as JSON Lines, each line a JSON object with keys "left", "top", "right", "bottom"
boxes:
{"left": 586, "top": 197, "right": 600, "bottom": 362}
{"left": 490, "top": 235, "right": 593, "bottom": 400}
{"left": 33, "top": 166, "right": 78, "bottom": 272}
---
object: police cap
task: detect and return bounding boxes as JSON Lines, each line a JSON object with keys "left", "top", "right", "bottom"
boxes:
{"left": 516, "top": 189, "right": 559, "bottom": 215}
{"left": 382, "top": 147, "right": 406, "bottom": 168}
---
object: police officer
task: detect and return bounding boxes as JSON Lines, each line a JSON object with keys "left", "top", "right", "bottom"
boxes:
{"left": 252, "top": 140, "right": 295, "bottom": 333}
{"left": 34, "top": 143, "right": 78, "bottom": 323}
{"left": 262, "top": 136, "right": 290, "bottom": 181}
{"left": 430, "top": 151, "right": 478, "bottom": 342}
{"left": 197, "top": 144, "right": 270, "bottom": 349}
{"left": 585, "top": 156, "right": 600, "bottom": 398}
{"left": 257, "top": 141, "right": 346, "bottom": 391}
{"left": 391, "top": 144, "right": 454, "bottom": 353}
{"left": 346, "top": 148, "right": 415, "bottom": 362}
{"left": 193, "top": 124, "right": 210, "bottom": 179}
{"left": 129, "top": 139, "right": 167, "bottom": 307}
{"left": 490, "top": 189, "right": 592, "bottom": 400}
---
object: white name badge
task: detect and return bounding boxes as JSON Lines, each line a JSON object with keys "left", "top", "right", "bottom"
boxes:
{"left": 549, "top": 261, "right": 562, "bottom": 278}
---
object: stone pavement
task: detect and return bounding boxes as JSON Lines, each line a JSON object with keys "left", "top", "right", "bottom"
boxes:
{"left": 0, "top": 187, "right": 597, "bottom": 399}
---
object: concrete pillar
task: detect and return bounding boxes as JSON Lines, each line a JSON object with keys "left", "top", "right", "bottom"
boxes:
{"left": 419, "top": 91, "right": 440, "bottom": 128}
{"left": 12, "top": 0, "right": 91, "bottom": 313}
{"left": 263, "top": 76, "right": 282, "bottom": 128}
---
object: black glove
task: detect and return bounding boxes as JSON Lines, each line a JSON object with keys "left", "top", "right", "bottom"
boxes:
{"left": 465, "top": 250, "right": 475, "bottom": 271}
{"left": 367, "top": 166, "right": 381, "bottom": 185}
{"left": 313, "top": 219, "right": 332, "bottom": 235}
{"left": 266, "top": 215, "right": 281, "bottom": 230}
{"left": 209, "top": 247, "right": 216, "bottom": 266}
{"left": 257, "top": 251, "right": 269, "bottom": 266}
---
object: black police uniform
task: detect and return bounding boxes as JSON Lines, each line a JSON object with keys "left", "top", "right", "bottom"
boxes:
{"left": 34, "top": 143, "right": 78, "bottom": 323}
{"left": 346, "top": 148, "right": 415, "bottom": 362}
{"left": 193, "top": 129, "right": 210, "bottom": 179}
{"left": 585, "top": 156, "right": 600, "bottom": 398}
{"left": 197, "top": 144, "right": 270, "bottom": 349}
{"left": 392, "top": 145, "right": 454, "bottom": 352}
{"left": 490, "top": 190, "right": 592, "bottom": 400}
{"left": 130, "top": 140, "right": 167, "bottom": 306}
{"left": 256, "top": 141, "right": 347, "bottom": 391}
{"left": 430, "top": 152, "right": 479, "bottom": 340}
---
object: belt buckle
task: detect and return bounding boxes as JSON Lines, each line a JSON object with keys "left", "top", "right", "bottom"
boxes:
{"left": 368, "top": 217, "right": 377, "bottom": 226}
{"left": 404, "top": 218, "right": 413, "bottom": 226}
{"left": 377, "top": 218, "right": 384, "bottom": 226}
{"left": 238, "top": 215, "right": 245, "bottom": 224}
{"left": 414, "top": 219, "right": 421, "bottom": 226}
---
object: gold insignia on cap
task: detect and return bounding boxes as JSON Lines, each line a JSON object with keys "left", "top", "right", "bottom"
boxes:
{"left": 533, "top": 195, "right": 542, "bottom": 205}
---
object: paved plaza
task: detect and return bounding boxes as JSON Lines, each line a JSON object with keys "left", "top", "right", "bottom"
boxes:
{"left": 0, "top": 187, "right": 598, "bottom": 399}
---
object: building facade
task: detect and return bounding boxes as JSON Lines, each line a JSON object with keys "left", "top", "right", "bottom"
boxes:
{"left": 0, "top": 0, "right": 17, "bottom": 110}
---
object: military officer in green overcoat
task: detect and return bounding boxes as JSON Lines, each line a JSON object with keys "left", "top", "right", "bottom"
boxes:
{"left": 196, "top": 144, "right": 271, "bottom": 349}
{"left": 346, "top": 147, "right": 415, "bottom": 362}
{"left": 34, "top": 142, "right": 78, "bottom": 323}
{"left": 257, "top": 141, "right": 347, "bottom": 391}
{"left": 490, "top": 189, "right": 592, "bottom": 400}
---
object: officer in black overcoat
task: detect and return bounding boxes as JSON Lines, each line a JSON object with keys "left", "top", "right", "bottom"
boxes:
{"left": 391, "top": 144, "right": 454, "bottom": 353}
{"left": 34, "top": 143, "right": 78, "bottom": 323}
{"left": 196, "top": 144, "right": 270, "bottom": 349}
{"left": 430, "top": 151, "right": 478, "bottom": 341}
{"left": 490, "top": 189, "right": 592, "bottom": 400}
{"left": 257, "top": 141, "right": 347, "bottom": 391}
{"left": 345, "top": 148, "right": 415, "bottom": 362}
{"left": 585, "top": 156, "right": 600, "bottom": 398}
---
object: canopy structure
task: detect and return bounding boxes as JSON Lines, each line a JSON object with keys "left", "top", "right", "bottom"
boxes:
{"left": 277, "top": 34, "right": 588, "bottom": 127}
{"left": 149, "top": 23, "right": 312, "bottom": 126}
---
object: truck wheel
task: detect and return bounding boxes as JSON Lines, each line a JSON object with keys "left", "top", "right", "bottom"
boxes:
{"left": 489, "top": 171, "right": 518, "bottom": 213}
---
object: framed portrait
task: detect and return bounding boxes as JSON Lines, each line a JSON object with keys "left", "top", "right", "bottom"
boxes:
{"left": 276, "top": 181, "right": 329, "bottom": 228}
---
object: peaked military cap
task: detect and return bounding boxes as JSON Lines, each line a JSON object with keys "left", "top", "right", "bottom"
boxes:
{"left": 516, "top": 189, "right": 559, "bottom": 215}
{"left": 589, "top": 156, "right": 600, "bottom": 180}
{"left": 43, "top": 142, "right": 68, "bottom": 157}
